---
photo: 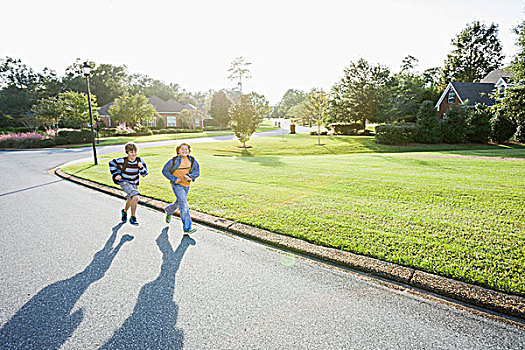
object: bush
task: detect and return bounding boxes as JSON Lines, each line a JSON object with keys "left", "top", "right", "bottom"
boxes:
{"left": 442, "top": 104, "right": 467, "bottom": 144}
{"left": 40, "top": 139, "right": 56, "bottom": 147}
{"left": 514, "top": 124, "right": 525, "bottom": 143}
{"left": 54, "top": 136, "right": 69, "bottom": 145}
{"left": 375, "top": 123, "right": 417, "bottom": 144}
{"left": 415, "top": 100, "right": 442, "bottom": 143}
{"left": 204, "top": 119, "right": 220, "bottom": 127}
{"left": 0, "top": 132, "right": 44, "bottom": 148}
{"left": 310, "top": 130, "right": 328, "bottom": 135}
{"left": 357, "top": 129, "right": 373, "bottom": 136}
{"left": 490, "top": 115, "right": 517, "bottom": 142}
{"left": 100, "top": 127, "right": 116, "bottom": 137}
{"left": 203, "top": 126, "right": 231, "bottom": 131}
{"left": 152, "top": 130, "right": 160, "bottom": 135}
{"left": 465, "top": 104, "right": 491, "bottom": 143}
{"left": 329, "top": 122, "right": 361, "bottom": 135}
{"left": 58, "top": 129, "right": 93, "bottom": 144}
{"left": 158, "top": 129, "right": 170, "bottom": 134}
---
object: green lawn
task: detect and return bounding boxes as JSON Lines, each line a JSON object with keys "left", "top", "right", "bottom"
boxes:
{"left": 66, "top": 123, "right": 279, "bottom": 148}
{"left": 63, "top": 134, "right": 525, "bottom": 295}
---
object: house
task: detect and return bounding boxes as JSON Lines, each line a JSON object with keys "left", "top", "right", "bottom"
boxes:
{"left": 98, "top": 96, "right": 208, "bottom": 128}
{"left": 435, "top": 68, "right": 514, "bottom": 119}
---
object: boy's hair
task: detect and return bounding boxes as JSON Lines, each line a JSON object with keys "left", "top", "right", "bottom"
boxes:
{"left": 176, "top": 143, "right": 191, "bottom": 154}
{"left": 125, "top": 142, "right": 138, "bottom": 154}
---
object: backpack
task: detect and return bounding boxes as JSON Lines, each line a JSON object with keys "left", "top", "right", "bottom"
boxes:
{"left": 113, "top": 157, "right": 142, "bottom": 184}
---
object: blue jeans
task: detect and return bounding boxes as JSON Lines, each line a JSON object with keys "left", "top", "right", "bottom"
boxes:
{"left": 165, "top": 184, "right": 192, "bottom": 231}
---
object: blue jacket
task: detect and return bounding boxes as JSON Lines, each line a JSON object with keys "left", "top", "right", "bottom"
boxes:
{"left": 162, "top": 155, "right": 200, "bottom": 184}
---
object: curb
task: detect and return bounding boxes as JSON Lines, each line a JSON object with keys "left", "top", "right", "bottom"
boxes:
{"left": 54, "top": 168, "right": 525, "bottom": 321}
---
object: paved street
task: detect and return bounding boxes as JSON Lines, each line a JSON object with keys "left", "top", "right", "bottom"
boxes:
{"left": 1, "top": 131, "right": 524, "bottom": 349}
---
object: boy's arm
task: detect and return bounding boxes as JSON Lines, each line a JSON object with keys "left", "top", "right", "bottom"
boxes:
{"left": 162, "top": 159, "right": 179, "bottom": 183}
{"left": 108, "top": 158, "right": 122, "bottom": 181}
{"left": 139, "top": 158, "right": 148, "bottom": 177}
{"left": 187, "top": 157, "right": 200, "bottom": 181}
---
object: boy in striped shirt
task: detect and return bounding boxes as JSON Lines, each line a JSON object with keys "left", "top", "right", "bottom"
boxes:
{"left": 109, "top": 142, "right": 148, "bottom": 225}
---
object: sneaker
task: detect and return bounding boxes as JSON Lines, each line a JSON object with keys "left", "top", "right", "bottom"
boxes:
{"left": 165, "top": 213, "right": 172, "bottom": 224}
{"left": 129, "top": 216, "right": 139, "bottom": 226}
{"left": 183, "top": 228, "right": 197, "bottom": 235}
{"left": 121, "top": 209, "right": 127, "bottom": 223}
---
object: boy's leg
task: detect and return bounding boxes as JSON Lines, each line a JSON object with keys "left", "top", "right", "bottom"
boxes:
{"left": 130, "top": 195, "right": 139, "bottom": 217}
{"left": 124, "top": 198, "right": 131, "bottom": 212}
{"left": 173, "top": 185, "right": 192, "bottom": 232}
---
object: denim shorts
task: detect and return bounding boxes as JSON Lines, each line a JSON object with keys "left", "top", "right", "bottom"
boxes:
{"left": 119, "top": 181, "right": 140, "bottom": 199}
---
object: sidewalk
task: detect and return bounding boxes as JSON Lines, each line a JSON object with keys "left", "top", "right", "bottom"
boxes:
{"left": 54, "top": 166, "right": 525, "bottom": 326}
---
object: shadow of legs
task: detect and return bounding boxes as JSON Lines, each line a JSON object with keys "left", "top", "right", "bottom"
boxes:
{"left": 0, "top": 223, "right": 132, "bottom": 350}
{"left": 100, "top": 227, "right": 195, "bottom": 350}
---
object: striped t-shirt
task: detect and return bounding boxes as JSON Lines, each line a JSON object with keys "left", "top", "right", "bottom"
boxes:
{"left": 109, "top": 157, "right": 148, "bottom": 186}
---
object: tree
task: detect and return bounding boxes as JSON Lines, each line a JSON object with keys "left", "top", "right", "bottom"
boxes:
{"left": 510, "top": 20, "right": 525, "bottom": 83}
{"left": 227, "top": 56, "right": 252, "bottom": 93}
{"left": 272, "top": 89, "right": 307, "bottom": 118}
{"left": 441, "top": 21, "right": 504, "bottom": 85}
{"left": 109, "top": 93, "right": 156, "bottom": 128}
{"left": 329, "top": 59, "right": 394, "bottom": 130}
{"left": 229, "top": 94, "right": 260, "bottom": 148}
{"left": 208, "top": 90, "right": 232, "bottom": 127}
{"left": 392, "top": 56, "right": 440, "bottom": 121}
{"left": 250, "top": 92, "right": 271, "bottom": 118}
{"left": 304, "top": 88, "right": 329, "bottom": 144}
{"left": 59, "top": 91, "right": 99, "bottom": 128}
{"left": 415, "top": 100, "right": 442, "bottom": 144}
{"left": 465, "top": 104, "right": 491, "bottom": 143}
{"left": 32, "top": 96, "right": 63, "bottom": 134}
{"left": 63, "top": 59, "right": 128, "bottom": 106}
{"left": 441, "top": 103, "right": 467, "bottom": 144}
{"left": 180, "top": 108, "right": 205, "bottom": 129}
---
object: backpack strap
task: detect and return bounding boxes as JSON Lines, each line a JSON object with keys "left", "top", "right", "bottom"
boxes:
{"left": 121, "top": 158, "right": 129, "bottom": 174}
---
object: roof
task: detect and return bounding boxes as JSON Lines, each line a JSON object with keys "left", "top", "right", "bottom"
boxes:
{"left": 98, "top": 96, "right": 197, "bottom": 115}
{"left": 451, "top": 82, "right": 496, "bottom": 106}
{"left": 480, "top": 67, "right": 514, "bottom": 84}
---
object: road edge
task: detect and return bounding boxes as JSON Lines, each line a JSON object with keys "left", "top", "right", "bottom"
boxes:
{"left": 54, "top": 167, "right": 525, "bottom": 323}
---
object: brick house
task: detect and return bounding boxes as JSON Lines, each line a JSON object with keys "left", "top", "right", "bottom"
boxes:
{"left": 98, "top": 96, "right": 207, "bottom": 128}
{"left": 435, "top": 68, "right": 514, "bottom": 119}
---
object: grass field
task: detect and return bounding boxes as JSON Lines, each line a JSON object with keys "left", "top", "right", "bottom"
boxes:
{"left": 63, "top": 134, "right": 525, "bottom": 295}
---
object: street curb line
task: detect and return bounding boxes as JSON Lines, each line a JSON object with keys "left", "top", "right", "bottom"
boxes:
{"left": 54, "top": 168, "right": 524, "bottom": 321}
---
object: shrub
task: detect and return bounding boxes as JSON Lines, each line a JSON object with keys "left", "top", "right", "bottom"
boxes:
{"left": 203, "top": 126, "right": 231, "bottom": 131}
{"left": 375, "top": 123, "right": 417, "bottom": 144}
{"left": 514, "top": 124, "right": 525, "bottom": 143}
{"left": 310, "top": 130, "right": 328, "bottom": 135}
{"left": 58, "top": 129, "right": 93, "bottom": 143}
{"left": 152, "top": 130, "right": 160, "bottom": 134}
{"left": 158, "top": 129, "right": 170, "bottom": 134}
{"left": 54, "top": 137, "right": 69, "bottom": 145}
{"left": 490, "top": 115, "right": 517, "bottom": 142}
{"left": 0, "top": 132, "right": 44, "bottom": 148}
{"left": 329, "top": 122, "right": 361, "bottom": 135}
{"left": 442, "top": 104, "right": 467, "bottom": 144}
{"left": 40, "top": 139, "right": 56, "bottom": 147}
{"left": 465, "top": 104, "right": 491, "bottom": 143}
{"left": 415, "top": 100, "right": 442, "bottom": 143}
{"left": 100, "top": 127, "right": 116, "bottom": 137}
{"left": 203, "top": 119, "right": 220, "bottom": 127}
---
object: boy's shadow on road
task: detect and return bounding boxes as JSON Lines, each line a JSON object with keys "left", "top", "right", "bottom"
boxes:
{"left": 100, "top": 227, "right": 195, "bottom": 350}
{"left": 0, "top": 223, "right": 133, "bottom": 350}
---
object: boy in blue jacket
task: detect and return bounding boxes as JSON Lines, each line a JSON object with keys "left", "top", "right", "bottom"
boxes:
{"left": 162, "top": 143, "right": 200, "bottom": 234}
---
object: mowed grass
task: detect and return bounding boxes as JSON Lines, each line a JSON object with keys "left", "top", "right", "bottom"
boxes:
{"left": 63, "top": 134, "right": 525, "bottom": 295}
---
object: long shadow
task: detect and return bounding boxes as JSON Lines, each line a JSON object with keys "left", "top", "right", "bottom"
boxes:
{"left": 0, "top": 223, "right": 132, "bottom": 350}
{"left": 0, "top": 179, "right": 64, "bottom": 197}
{"left": 100, "top": 228, "right": 195, "bottom": 350}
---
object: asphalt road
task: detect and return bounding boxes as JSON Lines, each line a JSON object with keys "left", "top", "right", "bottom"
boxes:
{"left": 1, "top": 130, "right": 524, "bottom": 349}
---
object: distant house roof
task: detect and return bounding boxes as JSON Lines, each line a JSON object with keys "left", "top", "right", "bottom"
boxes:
{"left": 98, "top": 96, "right": 198, "bottom": 115}
{"left": 450, "top": 82, "right": 496, "bottom": 106}
{"left": 480, "top": 67, "right": 514, "bottom": 84}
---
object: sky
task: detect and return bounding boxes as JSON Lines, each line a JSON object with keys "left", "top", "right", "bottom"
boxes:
{"left": 2, "top": 0, "right": 524, "bottom": 104}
